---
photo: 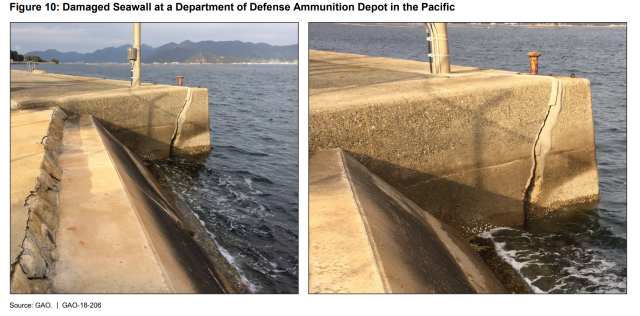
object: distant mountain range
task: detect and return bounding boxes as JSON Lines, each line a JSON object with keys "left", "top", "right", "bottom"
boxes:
{"left": 24, "top": 40, "right": 298, "bottom": 64}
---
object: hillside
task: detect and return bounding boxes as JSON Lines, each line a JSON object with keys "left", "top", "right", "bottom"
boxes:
{"left": 183, "top": 52, "right": 246, "bottom": 64}
{"left": 24, "top": 40, "right": 298, "bottom": 63}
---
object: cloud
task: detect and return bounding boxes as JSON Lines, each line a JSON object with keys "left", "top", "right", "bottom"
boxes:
{"left": 11, "top": 23, "right": 298, "bottom": 54}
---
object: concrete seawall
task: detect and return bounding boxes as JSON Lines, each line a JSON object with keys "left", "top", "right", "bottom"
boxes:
{"left": 10, "top": 71, "right": 248, "bottom": 293}
{"left": 309, "top": 50, "right": 599, "bottom": 235}
{"left": 11, "top": 70, "right": 210, "bottom": 159}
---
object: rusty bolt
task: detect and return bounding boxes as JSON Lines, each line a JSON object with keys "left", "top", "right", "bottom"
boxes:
{"left": 177, "top": 76, "right": 184, "bottom": 86}
{"left": 571, "top": 73, "right": 575, "bottom": 78}
{"left": 527, "top": 52, "right": 541, "bottom": 75}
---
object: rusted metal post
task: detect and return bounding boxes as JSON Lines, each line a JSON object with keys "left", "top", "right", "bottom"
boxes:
{"left": 178, "top": 76, "right": 184, "bottom": 86}
{"left": 527, "top": 52, "right": 541, "bottom": 75}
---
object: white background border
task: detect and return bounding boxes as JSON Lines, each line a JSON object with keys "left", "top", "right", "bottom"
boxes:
{"left": 4, "top": 1, "right": 635, "bottom": 314}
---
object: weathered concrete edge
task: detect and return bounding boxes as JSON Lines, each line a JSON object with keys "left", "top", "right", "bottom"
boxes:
{"left": 91, "top": 116, "right": 251, "bottom": 294}
{"left": 11, "top": 108, "right": 68, "bottom": 294}
{"left": 524, "top": 76, "right": 600, "bottom": 218}
{"left": 338, "top": 149, "right": 390, "bottom": 293}
{"left": 339, "top": 148, "right": 507, "bottom": 293}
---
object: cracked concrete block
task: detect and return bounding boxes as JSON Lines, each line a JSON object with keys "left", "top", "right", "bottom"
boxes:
{"left": 27, "top": 211, "right": 56, "bottom": 253}
{"left": 47, "top": 249, "right": 60, "bottom": 264}
{"left": 46, "top": 188, "right": 59, "bottom": 207}
{"left": 43, "top": 135, "right": 62, "bottom": 157}
{"left": 309, "top": 51, "right": 599, "bottom": 235}
{"left": 171, "top": 88, "right": 211, "bottom": 156}
{"left": 34, "top": 168, "right": 58, "bottom": 193}
{"left": 20, "top": 237, "right": 47, "bottom": 278}
{"left": 42, "top": 150, "right": 62, "bottom": 181}
{"left": 35, "top": 178, "right": 60, "bottom": 207}
{"left": 27, "top": 195, "right": 58, "bottom": 230}
{"left": 11, "top": 265, "right": 32, "bottom": 294}
{"left": 42, "top": 137, "right": 61, "bottom": 161}
{"left": 29, "top": 279, "right": 51, "bottom": 294}
{"left": 52, "top": 107, "right": 69, "bottom": 122}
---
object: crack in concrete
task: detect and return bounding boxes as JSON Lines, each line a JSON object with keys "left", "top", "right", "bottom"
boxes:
{"left": 524, "top": 77, "right": 563, "bottom": 218}
{"left": 169, "top": 88, "right": 194, "bottom": 157}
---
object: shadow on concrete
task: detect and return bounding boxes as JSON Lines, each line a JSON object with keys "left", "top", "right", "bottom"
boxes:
{"left": 94, "top": 120, "right": 249, "bottom": 293}
{"left": 343, "top": 152, "right": 479, "bottom": 293}
{"left": 343, "top": 150, "right": 526, "bottom": 236}
{"left": 309, "top": 79, "right": 548, "bottom": 235}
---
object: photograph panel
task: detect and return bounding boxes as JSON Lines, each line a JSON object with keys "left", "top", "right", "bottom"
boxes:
{"left": 10, "top": 23, "right": 299, "bottom": 294}
{"left": 308, "top": 22, "right": 626, "bottom": 294}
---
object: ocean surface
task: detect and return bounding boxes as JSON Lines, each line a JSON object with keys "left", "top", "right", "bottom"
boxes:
{"left": 12, "top": 63, "right": 300, "bottom": 293}
{"left": 310, "top": 23, "right": 626, "bottom": 293}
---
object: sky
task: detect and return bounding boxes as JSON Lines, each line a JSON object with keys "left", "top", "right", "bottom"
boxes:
{"left": 10, "top": 23, "right": 298, "bottom": 54}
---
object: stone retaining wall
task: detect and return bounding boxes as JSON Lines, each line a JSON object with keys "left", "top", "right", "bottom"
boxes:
{"left": 11, "top": 108, "right": 67, "bottom": 293}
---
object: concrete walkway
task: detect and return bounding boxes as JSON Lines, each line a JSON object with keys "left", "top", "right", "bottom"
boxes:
{"left": 53, "top": 116, "right": 170, "bottom": 293}
{"left": 309, "top": 149, "right": 386, "bottom": 294}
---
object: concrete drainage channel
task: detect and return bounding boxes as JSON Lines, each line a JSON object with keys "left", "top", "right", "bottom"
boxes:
{"left": 10, "top": 71, "right": 250, "bottom": 293}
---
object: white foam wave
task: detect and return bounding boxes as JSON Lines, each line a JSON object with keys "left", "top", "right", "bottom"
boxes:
{"left": 481, "top": 227, "right": 626, "bottom": 293}
{"left": 204, "top": 230, "right": 261, "bottom": 293}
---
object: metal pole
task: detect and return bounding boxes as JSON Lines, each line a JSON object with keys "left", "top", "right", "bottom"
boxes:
{"left": 424, "top": 23, "right": 433, "bottom": 74}
{"left": 432, "top": 23, "right": 451, "bottom": 74}
{"left": 133, "top": 23, "right": 141, "bottom": 86}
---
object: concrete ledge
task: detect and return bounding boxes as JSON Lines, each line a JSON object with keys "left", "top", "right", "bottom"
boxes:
{"left": 309, "top": 50, "right": 599, "bottom": 235}
{"left": 11, "top": 70, "right": 210, "bottom": 159}
{"left": 309, "top": 148, "right": 506, "bottom": 293}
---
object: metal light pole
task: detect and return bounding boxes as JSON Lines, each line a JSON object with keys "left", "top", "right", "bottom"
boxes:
{"left": 425, "top": 23, "right": 451, "bottom": 74}
{"left": 132, "top": 23, "right": 141, "bottom": 86}
{"left": 432, "top": 23, "right": 450, "bottom": 74}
